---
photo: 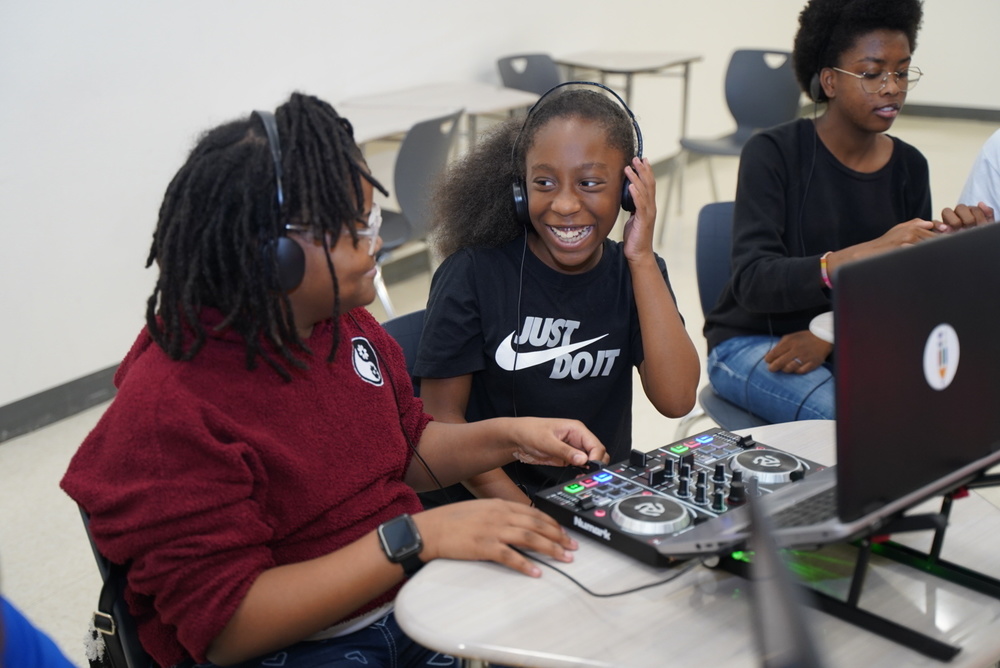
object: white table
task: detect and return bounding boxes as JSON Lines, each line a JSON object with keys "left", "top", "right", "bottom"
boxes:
{"left": 810, "top": 311, "right": 834, "bottom": 343}
{"left": 342, "top": 81, "right": 539, "bottom": 142}
{"left": 337, "top": 102, "right": 461, "bottom": 145}
{"left": 555, "top": 50, "right": 702, "bottom": 138}
{"left": 396, "top": 420, "right": 1000, "bottom": 667}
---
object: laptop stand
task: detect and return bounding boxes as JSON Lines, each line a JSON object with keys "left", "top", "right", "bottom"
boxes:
{"left": 873, "top": 475, "right": 1000, "bottom": 601}
{"left": 719, "top": 476, "right": 1000, "bottom": 663}
{"left": 719, "top": 532, "right": 960, "bottom": 662}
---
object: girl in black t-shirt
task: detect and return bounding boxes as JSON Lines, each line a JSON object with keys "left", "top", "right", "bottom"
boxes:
{"left": 415, "top": 85, "right": 700, "bottom": 504}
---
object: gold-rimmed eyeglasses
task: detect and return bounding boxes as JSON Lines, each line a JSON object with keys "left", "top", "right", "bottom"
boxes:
{"left": 831, "top": 66, "right": 923, "bottom": 94}
{"left": 285, "top": 203, "right": 382, "bottom": 256}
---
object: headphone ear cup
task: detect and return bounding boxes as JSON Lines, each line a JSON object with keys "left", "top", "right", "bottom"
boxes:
{"left": 512, "top": 180, "right": 530, "bottom": 226}
{"left": 621, "top": 177, "right": 635, "bottom": 213}
{"left": 265, "top": 236, "right": 306, "bottom": 292}
{"left": 809, "top": 73, "right": 824, "bottom": 102}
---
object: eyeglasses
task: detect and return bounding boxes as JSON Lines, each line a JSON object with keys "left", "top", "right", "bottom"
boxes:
{"left": 831, "top": 66, "right": 923, "bottom": 94}
{"left": 284, "top": 203, "right": 382, "bottom": 256}
{"left": 353, "top": 203, "right": 382, "bottom": 256}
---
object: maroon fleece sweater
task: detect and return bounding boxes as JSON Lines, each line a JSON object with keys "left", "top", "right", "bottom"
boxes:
{"left": 61, "top": 308, "right": 429, "bottom": 666}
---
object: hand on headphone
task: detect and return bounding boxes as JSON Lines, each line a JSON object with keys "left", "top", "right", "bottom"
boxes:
{"left": 621, "top": 157, "right": 658, "bottom": 262}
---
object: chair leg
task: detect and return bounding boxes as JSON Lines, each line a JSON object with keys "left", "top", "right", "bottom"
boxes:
{"left": 705, "top": 156, "right": 719, "bottom": 202}
{"left": 674, "top": 405, "right": 707, "bottom": 439}
{"left": 658, "top": 152, "right": 685, "bottom": 247}
{"left": 676, "top": 151, "right": 686, "bottom": 214}
{"left": 373, "top": 265, "right": 396, "bottom": 319}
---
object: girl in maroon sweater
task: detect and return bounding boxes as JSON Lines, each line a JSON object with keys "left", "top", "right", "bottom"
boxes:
{"left": 61, "top": 93, "right": 606, "bottom": 668}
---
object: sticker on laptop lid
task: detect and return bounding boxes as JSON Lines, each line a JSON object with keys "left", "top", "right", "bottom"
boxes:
{"left": 923, "top": 324, "right": 960, "bottom": 391}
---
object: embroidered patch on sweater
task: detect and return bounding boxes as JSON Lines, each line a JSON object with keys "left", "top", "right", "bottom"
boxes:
{"left": 351, "top": 337, "right": 384, "bottom": 386}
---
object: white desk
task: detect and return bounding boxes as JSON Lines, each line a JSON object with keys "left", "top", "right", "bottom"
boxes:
{"left": 810, "top": 311, "right": 835, "bottom": 344}
{"left": 555, "top": 50, "right": 702, "bottom": 138}
{"left": 396, "top": 421, "right": 1000, "bottom": 667}
{"left": 342, "top": 82, "right": 538, "bottom": 141}
{"left": 337, "top": 102, "right": 461, "bottom": 146}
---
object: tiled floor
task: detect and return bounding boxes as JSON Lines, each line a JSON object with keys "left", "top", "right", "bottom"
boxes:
{"left": 1, "top": 114, "right": 997, "bottom": 666}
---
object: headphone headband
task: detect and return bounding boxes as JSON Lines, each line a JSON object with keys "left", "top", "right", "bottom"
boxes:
{"left": 252, "top": 110, "right": 285, "bottom": 207}
{"left": 510, "top": 81, "right": 643, "bottom": 221}
{"left": 511, "top": 80, "right": 643, "bottom": 167}
{"left": 252, "top": 109, "right": 304, "bottom": 292}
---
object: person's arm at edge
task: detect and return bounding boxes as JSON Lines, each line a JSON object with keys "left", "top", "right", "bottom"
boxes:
{"left": 420, "top": 375, "right": 531, "bottom": 504}
{"left": 622, "top": 157, "right": 699, "bottom": 417}
{"left": 405, "top": 416, "right": 606, "bottom": 492}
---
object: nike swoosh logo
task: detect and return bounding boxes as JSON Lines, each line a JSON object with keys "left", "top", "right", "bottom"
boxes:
{"left": 494, "top": 332, "right": 609, "bottom": 371}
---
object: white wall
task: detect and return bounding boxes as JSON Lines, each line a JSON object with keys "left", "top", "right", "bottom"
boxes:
{"left": 1, "top": 0, "right": 996, "bottom": 406}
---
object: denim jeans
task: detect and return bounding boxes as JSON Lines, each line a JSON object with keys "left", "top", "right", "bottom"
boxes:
{"left": 188, "top": 612, "right": 455, "bottom": 668}
{"left": 707, "top": 335, "right": 835, "bottom": 423}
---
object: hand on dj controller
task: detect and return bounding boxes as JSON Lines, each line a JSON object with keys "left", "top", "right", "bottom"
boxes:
{"left": 508, "top": 417, "right": 608, "bottom": 468}
{"left": 414, "top": 499, "right": 578, "bottom": 577}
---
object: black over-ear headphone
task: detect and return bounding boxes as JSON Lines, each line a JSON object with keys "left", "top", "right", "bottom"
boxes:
{"left": 511, "top": 81, "right": 643, "bottom": 226}
{"left": 809, "top": 73, "right": 825, "bottom": 103}
{"left": 252, "top": 110, "right": 306, "bottom": 292}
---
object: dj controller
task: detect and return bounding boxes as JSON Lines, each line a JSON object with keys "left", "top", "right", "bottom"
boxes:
{"left": 534, "top": 428, "right": 828, "bottom": 566}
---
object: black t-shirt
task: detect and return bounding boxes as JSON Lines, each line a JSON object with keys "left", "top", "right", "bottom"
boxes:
{"left": 704, "top": 118, "right": 932, "bottom": 352}
{"left": 415, "top": 235, "right": 678, "bottom": 498}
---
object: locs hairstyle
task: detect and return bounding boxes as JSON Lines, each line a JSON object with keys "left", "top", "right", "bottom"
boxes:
{"left": 145, "top": 92, "right": 387, "bottom": 380}
{"left": 793, "top": 0, "right": 923, "bottom": 101}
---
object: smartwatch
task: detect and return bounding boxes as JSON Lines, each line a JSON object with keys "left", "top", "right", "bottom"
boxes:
{"left": 377, "top": 513, "right": 424, "bottom": 577}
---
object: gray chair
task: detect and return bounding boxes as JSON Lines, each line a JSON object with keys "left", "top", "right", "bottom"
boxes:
{"left": 674, "top": 201, "right": 770, "bottom": 437}
{"left": 80, "top": 508, "right": 154, "bottom": 668}
{"left": 380, "top": 309, "right": 425, "bottom": 397}
{"left": 497, "top": 53, "right": 562, "bottom": 95}
{"left": 376, "top": 111, "right": 463, "bottom": 318}
{"left": 660, "top": 50, "right": 800, "bottom": 241}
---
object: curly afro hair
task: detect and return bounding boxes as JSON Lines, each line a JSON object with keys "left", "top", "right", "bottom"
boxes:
{"left": 793, "top": 0, "right": 923, "bottom": 101}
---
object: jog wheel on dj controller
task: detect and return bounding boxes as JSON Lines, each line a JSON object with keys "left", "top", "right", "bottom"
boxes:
{"left": 729, "top": 449, "right": 806, "bottom": 484}
{"left": 611, "top": 494, "right": 692, "bottom": 535}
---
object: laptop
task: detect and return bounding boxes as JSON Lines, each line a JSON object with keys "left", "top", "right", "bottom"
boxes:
{"left": 664, "top": 222, "right": 1000, "bottom": 554}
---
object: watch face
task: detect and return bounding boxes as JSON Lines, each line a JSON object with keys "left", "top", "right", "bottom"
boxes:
{"left": 379, "top": 515, "right": 422, "bottom": 562}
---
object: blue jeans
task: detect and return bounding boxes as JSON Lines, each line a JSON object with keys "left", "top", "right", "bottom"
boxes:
{"left": 187, "top": 612, "right": 455, "bottom": 668}
{"left": 707, "top": 335, "right": 835, "bottom": 423}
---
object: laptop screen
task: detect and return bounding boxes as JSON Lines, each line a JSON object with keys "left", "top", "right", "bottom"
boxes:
{"left": 833, "top": 223, "right": 1000, "bottom": 522}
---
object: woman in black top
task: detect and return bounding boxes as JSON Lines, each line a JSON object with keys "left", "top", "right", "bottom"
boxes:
{"left": 703, "top": 0, "right": 943, "bottom": 423}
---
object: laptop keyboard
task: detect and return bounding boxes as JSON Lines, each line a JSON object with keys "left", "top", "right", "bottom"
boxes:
{"left": 770, "top": 488, "right": 837, "bottom": 528}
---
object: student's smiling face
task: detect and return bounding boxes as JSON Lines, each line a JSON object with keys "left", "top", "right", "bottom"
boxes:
{"left": 524, "top": 115, "right": 628, "bottom": 274}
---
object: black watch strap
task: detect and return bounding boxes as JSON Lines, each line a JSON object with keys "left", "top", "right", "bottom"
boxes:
{"left": 400, "top": 553, "right": 424, "bottom": 577}
{"left": 378, "top": 514, "right": 424, "bottom": 577}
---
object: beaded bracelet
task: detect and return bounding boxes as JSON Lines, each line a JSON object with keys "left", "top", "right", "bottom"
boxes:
{"left": 820, "top": 251, "right": 833, "bottom": 289}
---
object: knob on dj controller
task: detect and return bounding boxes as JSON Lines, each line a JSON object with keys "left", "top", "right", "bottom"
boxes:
{"left": 712, "top": 488, "right": 727, "bottom": 512}
{"left": 694, "top": 484, "right": 708, "bottom": 505}
{"left": 727, "top": 480, "right": 747, "bottom": 506}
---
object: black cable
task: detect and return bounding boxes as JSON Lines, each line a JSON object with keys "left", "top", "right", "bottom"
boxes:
{"left": 793, "top": 373, "right": 833, "bottom": 422}
{"left": 509, "top": 232, "right": 531, "bottom": 499}
{"left": 512, "top": 547, "right": 700, "bottom": 597}
{"left": 349, "top": 312, "right": 451, "bottom": 498}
